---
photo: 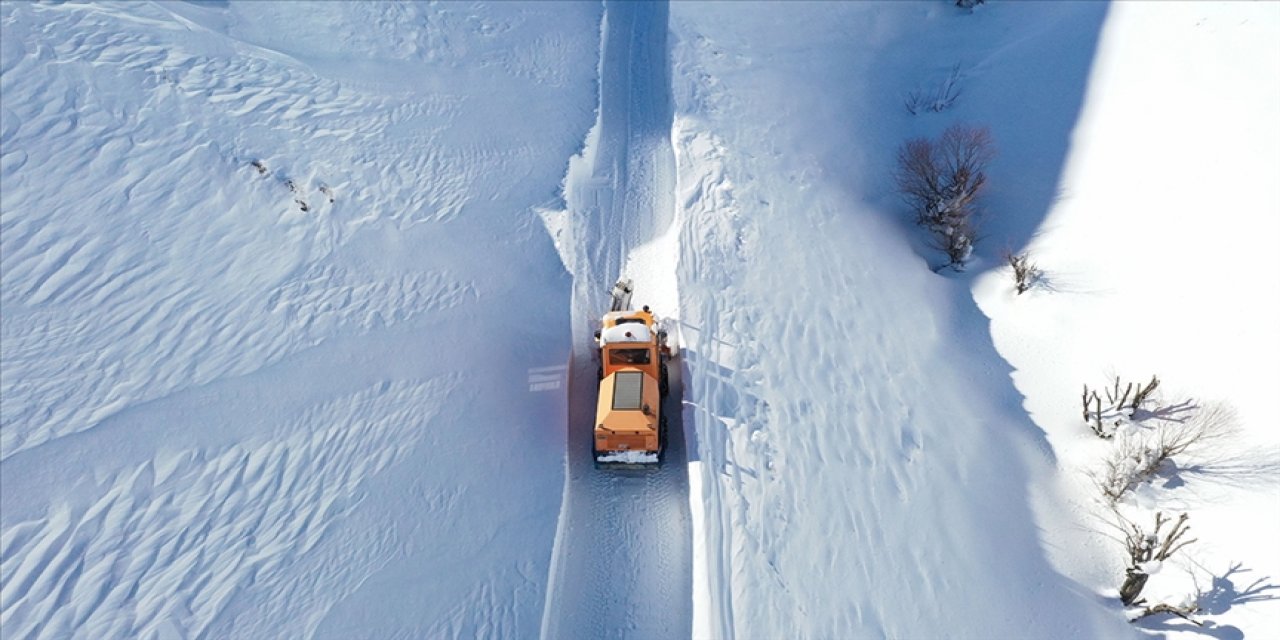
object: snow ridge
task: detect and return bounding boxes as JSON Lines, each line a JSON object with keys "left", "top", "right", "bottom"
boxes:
{"left": 0, "top": 1, "right": 482, "bottom": 460}
{"left": 2, "top": 1, "right": 600, "bottom": 636}
{"left": 0, "top": 378, "right": 454, "bottom": 640}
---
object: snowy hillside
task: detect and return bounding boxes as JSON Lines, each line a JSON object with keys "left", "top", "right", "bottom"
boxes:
{"left": 2, "top": 1, "right": 599, "bottom": 637}
{"left": 669, "top": 1, "right": 1279, "bottom": 638}
{"left": 3, "top": 1, "right": 1278, "bottom": 639}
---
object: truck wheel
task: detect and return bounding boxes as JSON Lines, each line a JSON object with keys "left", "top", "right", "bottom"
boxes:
{"left": 659, "top": 362, "right": 669, "bottom": 397}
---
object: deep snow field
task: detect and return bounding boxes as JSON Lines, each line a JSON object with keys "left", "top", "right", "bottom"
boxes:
{"left": 2, "top": 1, "right": 1278, "bottom": 639}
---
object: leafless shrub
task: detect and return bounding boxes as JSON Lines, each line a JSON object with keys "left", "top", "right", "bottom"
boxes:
{"left": 1082, "top": 384, "right": 1119, "bottom": 439}
{"left": 1096, "top": 435, "right": 1158, "bottom": 503}
{"left": 1103, "top": 375, "right": 1161, "bottom": 416}
{"left": 1003, "top": 249, "right": 1042, "bottom": 294}
{"left": 1111, "top": 511, "right": 1197, "bottom": 607}
{"left": 1095, "top": 401, "right": 1233, "bottom": 501}
{"left": 904, "top": 65, "right": 963, "bottom": 115}
{"left": 1093, "top": 402, "right": 1238, "bottom": 503}
{"left": 895, "top": 124, "right": 995, "bottom": 267}
{"left": 1082, "top": 375, "right": 1161, "bottom": 437}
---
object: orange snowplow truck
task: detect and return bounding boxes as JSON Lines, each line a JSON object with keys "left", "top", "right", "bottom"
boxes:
{"left": 593, "top": 290, "right": 670, "bottom": 469}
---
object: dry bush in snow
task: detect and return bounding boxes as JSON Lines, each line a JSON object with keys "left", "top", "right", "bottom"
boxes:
{"left": 1082, "top": 375, "right": 1161, "bottom": 438}
{"left": 1096, "top": 434, "right": 1161, "bottom": 504}
{"left": 895, "top": 124, "right": 995, "bottom": 267}
{"left": 1094, "top": 402, "right": 1237, "bottom": 503}
{"left": 1003, "top": 249, "right": 1042, "bottom": 294}
{"left": 904, "top": 65, "right": 963, "bottom": 115}
{"left": 1111, "top": 512, "right": 1198, "bottom": 611}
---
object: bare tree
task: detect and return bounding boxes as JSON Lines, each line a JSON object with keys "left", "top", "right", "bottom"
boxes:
{"left": 895, "top": 124, "right": 995, "bottom": 267}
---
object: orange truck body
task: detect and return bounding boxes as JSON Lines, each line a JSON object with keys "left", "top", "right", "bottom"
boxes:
{"left": 593, "top": 307, "right": 668, "bottom": 468}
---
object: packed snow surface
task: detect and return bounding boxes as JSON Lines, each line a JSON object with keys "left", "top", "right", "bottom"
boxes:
{"left": 539, "top": 3, "right": 692, "bottom": 639}
{"left": 3, "top": 1, "right": 1278, "bottom": 639}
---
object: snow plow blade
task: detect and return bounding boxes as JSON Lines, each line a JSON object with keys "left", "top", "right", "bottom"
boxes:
{"left": 593, "top": 452, "right": 662, "bottom": 471}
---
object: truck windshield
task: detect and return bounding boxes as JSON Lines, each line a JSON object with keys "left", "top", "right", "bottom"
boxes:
{"left": 609, "top": 348, "right": 651, "bottom": 365}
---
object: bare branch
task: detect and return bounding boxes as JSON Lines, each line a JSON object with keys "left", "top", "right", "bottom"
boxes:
{"left": 1130, "top": 602, "right": 1203, "bottom": 626}
{"left": 1132, "top": 376, "right": 1160, "bottom": 414}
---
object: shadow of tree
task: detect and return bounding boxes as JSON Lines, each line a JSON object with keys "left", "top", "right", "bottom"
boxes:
{"left": 1200, "top": 563, "right": 1280, "bottom": 614}
{"left": 1161, "top": 444, "right": 1280, "bottom": 492}
{"left": 1133, "top": 398, "right": 1200, "bottom": 424}
{"left": 1136, "top": 563, "right": 1279, "bottom": 639}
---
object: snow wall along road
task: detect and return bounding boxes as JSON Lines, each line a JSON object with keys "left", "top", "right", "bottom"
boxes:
{"left": 540, "top": 2, "right": 693, "bottom": 639}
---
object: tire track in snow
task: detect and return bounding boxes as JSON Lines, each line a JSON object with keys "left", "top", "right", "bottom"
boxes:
{"left": 540, "top": 2, "right": 692, "bottom": 638}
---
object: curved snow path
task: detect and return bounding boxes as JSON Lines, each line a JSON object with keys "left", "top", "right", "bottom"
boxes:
{"left": 540, "top": 2, "right": 692, "bottom": 638}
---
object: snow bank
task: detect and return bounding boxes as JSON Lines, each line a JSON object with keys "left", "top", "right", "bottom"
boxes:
{"left": 974, "top": 2, "right": 1280, "bottom": 637}
{"left": 669, "top": 1, "right": 1132, "bottom": 638}
{"left": 670, "top": 0, "right": 1278, "bottom": 637}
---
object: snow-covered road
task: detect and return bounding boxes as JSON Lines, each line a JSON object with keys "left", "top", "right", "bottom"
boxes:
{"left": 540, "top": 2, "right": 693, "bottom": 638}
